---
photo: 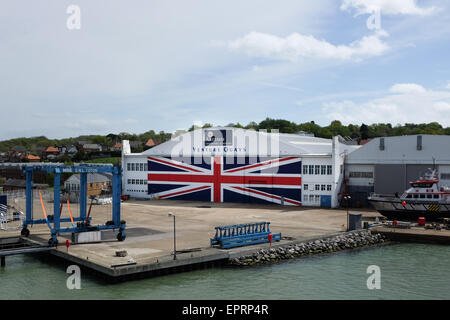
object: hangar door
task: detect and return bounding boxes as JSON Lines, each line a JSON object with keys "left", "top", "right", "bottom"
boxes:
{"left": 374, "top": 164, "right": 432, "bottom": 195}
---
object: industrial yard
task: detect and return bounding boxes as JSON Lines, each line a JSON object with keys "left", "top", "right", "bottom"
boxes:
{"left": 1, "top": 197, "right": 380, "bottom": 277}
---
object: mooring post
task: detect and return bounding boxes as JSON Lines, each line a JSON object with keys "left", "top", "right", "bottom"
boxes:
{"left": 1, "top": 256, "right": 5, "bottom": 267}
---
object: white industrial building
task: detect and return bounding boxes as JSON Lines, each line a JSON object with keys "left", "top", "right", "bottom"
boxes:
{"left": 344, "top": 135, "right": 450, "bottom": 207}
{"left": 121, "top": 127, "right": 359, "bottom": 208}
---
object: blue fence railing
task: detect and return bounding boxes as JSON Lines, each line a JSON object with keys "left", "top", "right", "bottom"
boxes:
{"left": 210, "top": 222, "right": 281, "bottom": 249}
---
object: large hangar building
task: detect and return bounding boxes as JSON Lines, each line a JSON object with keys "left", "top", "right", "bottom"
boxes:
{"left": 344, "top": 135, "right": 450, "bottom": 207}
{"left": 122, "top": 127, "right": 358, "bottom": 208}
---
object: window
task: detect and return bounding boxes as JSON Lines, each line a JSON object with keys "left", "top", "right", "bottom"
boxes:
{"left": 349, "top": 172, "right": 374, "bottom": 178}
{"left": 441, "top": 173, "right": 450, "bottom": 180}
{"left": 132, "top": 179, "right": 135, "bottom": 185}
{"left": 131, "top": 163, "right": 135, "bottom": 171}
{"left": 127, "top": 163, "right": 130, "bottom": 171}
{"left": 304, "top": 184, "right": 308, "bottom": 191}
{"left": 321, "top": 165, "right": 326, "bottom": 175}
{"left": 315, "top": 184, "right": 320, "bottom": 191}
{"left": 321, "top": 184, "right": 326, "bottom": 191}
{"left": 304, "top": 195, "right": 308, "bottom": 201}
{"left": 427, "top": 194, "right": 432, "bottom": 199}
{"left": 140, "top": 163, "right": 144, "bottom": 171}
{"left": 303, "top": 165, "right": 308, "bottom": 174}
{"left": 327, "top": 165, "right": 332, "bottom": 175}
{"left": 406, "top": 194, "right": 412, "bottom": 198}
{"left": 433, "top": 194, "right": 439, "bottom": 199}
{"left": 315, "top": 165, "right": 320, "bottom": 175}
{"left": 327, "top": 185, "right": 332, "bottom": 191}
{"left": 309, "top": 165, "right": 314, "bottom": 175}
{"left": 315, "top": 195, "right": 320, "bottom": 202}
{"left": 419, "top": 194, "right": 425, "bottom": 199}
{"left": 144, "top": 163, "right": 148, "bottom": 171}
{"left": 309, "top": 195, "right": 314, "bottom": 202}
{"left": 413, "top": 194, "right": 418, "bottom": 199}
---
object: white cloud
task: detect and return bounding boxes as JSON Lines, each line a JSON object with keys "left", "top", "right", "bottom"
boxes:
{"left": 390, "top": 83, "right": 426, "bottom": 94}
{"left": 446, "top": 82, "right": 450, "bottom": 89}
{"left": 341, "top": 0, "right": 437, "bottom": 16}
{"left": 227, "top": 31, "right": 389, "bottom": 62}
{"left": 322, "top": 83, "right": 450, "bottom": 126}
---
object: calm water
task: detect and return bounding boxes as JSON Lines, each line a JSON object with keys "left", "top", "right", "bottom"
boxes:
{"left": 0, "top": 243, "right": 449, "bottom": 300}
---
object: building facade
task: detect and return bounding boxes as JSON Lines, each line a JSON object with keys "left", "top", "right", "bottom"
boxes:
{"left": 122, "top": 128, "right": 357, "bottom": 208}
{"left": 344, "top": 135, "right": 450, "bottom": 207}
{"left": 64, "top": 173, "right": 112, "bottom": 196}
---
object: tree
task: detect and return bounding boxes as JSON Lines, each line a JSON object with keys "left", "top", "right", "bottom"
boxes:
{"left": 360, "top": 124, "right": 369, "bottom": 140}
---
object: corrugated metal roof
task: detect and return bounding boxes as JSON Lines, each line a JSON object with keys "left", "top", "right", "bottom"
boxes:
{"left": 139, "top": 127, "right": 357, "bottom": 157}
{"left": 65, "top": 173, "right": 112, "bottom": 184}
{"left": 346, "top": 134, "right": 450, "bottom": 164}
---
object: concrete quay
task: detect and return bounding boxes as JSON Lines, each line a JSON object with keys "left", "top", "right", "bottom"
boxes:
{"left": 1, "top": 198, "right": 383, "bottom": 280}
{"left": 372, "top": 225, "right": 450, "bottom": 245}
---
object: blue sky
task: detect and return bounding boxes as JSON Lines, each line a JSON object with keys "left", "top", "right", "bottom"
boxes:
{"left": 1, "top": 0, "right": 450, "bottom": 139}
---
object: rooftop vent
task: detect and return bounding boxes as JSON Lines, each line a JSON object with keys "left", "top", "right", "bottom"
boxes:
{"left": 417, "top": 135, "right": 422, "bottom": 150}
{"left": 379, "top": 138, "right": 385, "bottom": 151}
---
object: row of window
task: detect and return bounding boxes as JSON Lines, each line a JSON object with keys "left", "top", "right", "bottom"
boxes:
{"left": 66, "top": 183, "right": 80, "bottom": 191}
{"left": 303, "top": 194, "right": 322, "bottom": 203}
{"left": 127, "top": 163, "right": 148, "bottom": 171}
{"left": 441, "top": 173, "right": 450, "bottom": 180}
{"left": 302, "top": 165, "right": 332, "bottom": 175}
{"left": 65, "top": 183, "right": 107, "bottom": 190}
{"left": 349, "top": 171, "right": 374, "bottom": 178}
{"left": 304, "top": 184, "right": 332, "bottom": 191}
{"left": 405, "top": 194, "right": 439, "bottom": 199}
{"left": 127, "top": 179, "right": 147, "bottom": 185}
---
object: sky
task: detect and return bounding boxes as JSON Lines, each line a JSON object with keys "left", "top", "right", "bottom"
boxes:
{"left": 1, "top": 0, "right": 450, "bottom": 139}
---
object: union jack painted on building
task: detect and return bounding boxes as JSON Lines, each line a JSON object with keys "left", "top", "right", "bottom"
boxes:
{"left": 147, "top": 156, "right": 302, "bottom": 205}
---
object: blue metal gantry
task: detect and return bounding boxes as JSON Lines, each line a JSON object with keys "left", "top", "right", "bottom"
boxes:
{"left": 210, "top": 222, "right": 281, "bottom": 249}
{"left": 20, "top": 163, "right": 125, "bottom": 246}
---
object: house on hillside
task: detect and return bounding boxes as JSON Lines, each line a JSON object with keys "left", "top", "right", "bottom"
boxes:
{"left": 26, "top": 154, "right": 40, "bottom": 162}
{"left": 5, "top": 146, "right": 28, "bottom": 162}
{"left": 67, "top": 145, "right": 78, "bottom": 157}
{"left": 64, "top": 173, "right": 112, "bottom": 196}
{"left": 43, "top": 146, "right": 60, "bottom": 160}
{"left": 129, "top": 141, "right": 143, "bottom": 148}
{"left": 82, "top": 143, "right": 102, "bottom": 153}
{"left": 145, "top": 138, "right": 159, "bottom": 148}
{"left": 110, "top": 142, "right": 122, "bottom": 152}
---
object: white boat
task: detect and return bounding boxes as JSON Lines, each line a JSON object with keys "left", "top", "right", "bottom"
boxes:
{"left": 368, "top": 169, "right": 450, "bottom": 221}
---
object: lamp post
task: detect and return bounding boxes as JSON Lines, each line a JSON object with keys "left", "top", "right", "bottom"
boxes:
{"left": 344, "top": 195, "right": 351, "bottom": 231}
{"left": 168, "top": 212, "right": 176, "bottom": 260}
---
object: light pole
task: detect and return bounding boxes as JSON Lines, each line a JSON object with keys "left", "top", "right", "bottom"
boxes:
{"left": 344, "top": 195, "right": 351, "bottom": 231}
{"left": 168, "top": 212, "right": 176, "bottom": 260}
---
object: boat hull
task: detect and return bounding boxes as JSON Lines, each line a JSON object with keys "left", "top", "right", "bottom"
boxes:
{"left": 369, "top": 198, "right": 450, "bottom": 221}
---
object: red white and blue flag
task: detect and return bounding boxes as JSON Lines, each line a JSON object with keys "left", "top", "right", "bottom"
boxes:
{"left": 147, "top": 156, "right": 302, "bottom": 205}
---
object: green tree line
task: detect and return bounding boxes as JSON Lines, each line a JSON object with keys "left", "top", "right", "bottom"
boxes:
{"left": 1, "top": 120, "right": 449, "bottom": 153}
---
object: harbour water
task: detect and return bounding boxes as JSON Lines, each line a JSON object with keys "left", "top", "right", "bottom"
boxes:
{"left": 0, "top": 243, "right": 449, "bottom": 300}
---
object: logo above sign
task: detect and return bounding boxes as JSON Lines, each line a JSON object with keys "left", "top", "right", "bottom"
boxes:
{"left": 204, "top": 129, "right": 232, "bottom": 147}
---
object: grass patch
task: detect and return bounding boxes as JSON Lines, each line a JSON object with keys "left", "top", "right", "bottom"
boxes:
{"left": 84, "top": 157, "right": 121, "bottom": 165}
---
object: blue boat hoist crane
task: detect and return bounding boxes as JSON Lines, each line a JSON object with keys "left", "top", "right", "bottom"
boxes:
{"left": 19, "top": 163, "right": 125, "bottom": 246}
